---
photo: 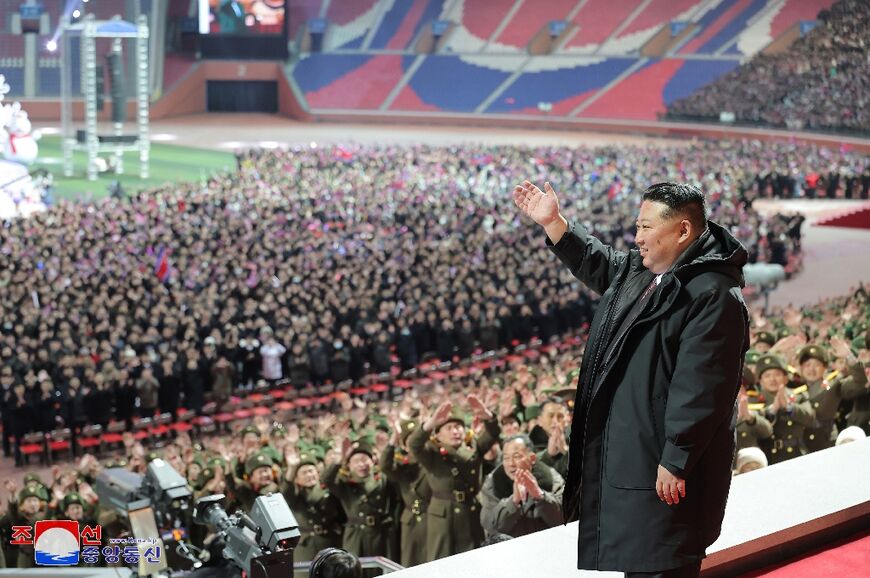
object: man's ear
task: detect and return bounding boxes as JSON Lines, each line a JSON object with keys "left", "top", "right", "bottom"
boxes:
{"left": 679, "top": 219, "right": 692, "bottom": 243}
{"left": 528, "top": 453, "right": 537, "bottom": 465}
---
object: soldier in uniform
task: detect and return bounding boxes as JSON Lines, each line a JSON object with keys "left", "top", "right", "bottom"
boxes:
{"left": 753, "top": 331, "right": 777, "bottom": 354}
{"left": 735, "top": 384, "right": 773, "bottom": 452}
{"left": 321, "top": 439, "right": 394, "bottom": 561}
{"left": 232, "top": 425, "right": 265, "bottom": 479}
{"left": 234, "top": 451, "right": 282, "bottom": 513}
{"left": 0, "top": 485, "right": 50, "bottom": 568}
{"left": 406, "top": 395, "right": 500, "bottom": 561}
{"left": 56, "top": 492, "right": 96, "bottom": 526}
{"left": 838, "top": 333, "right": 870, "bottom": 434}
{"left": 755, "top": 354, "right": 816, "bottom": 464}
{"left": 281, "top": 451, "right": 344, "bottom": 564}
{"left": 380, "top": 418, "right": 431, "bottom": 567}
{"left": 795, "top": 344, "right": 868, "bottom": 452}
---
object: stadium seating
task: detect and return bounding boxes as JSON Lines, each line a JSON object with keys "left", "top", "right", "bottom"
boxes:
{"left": 578, "top": 58, "right": 739, "bottom": 119}
{"left": 390, "top": 55, "right": 511, "bottom": 112}
{"left": 601, "top": 0, "right": 702, "bottom": 54}
{"left": 726, "top": 0, "right": 835, "bottom": 56}
{"left": 564, "top": 0, "right": 639, "bottom": 51}
{"left": 485, "top": 57, "right": 636, "bottom": 115}
{"left": 491, "top": 0, "right": 575, "bottom": 50}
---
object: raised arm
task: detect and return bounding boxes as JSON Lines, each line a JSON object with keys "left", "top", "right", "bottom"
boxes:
{"left": 513, "top": 181, "right": 627, "bottom": 295}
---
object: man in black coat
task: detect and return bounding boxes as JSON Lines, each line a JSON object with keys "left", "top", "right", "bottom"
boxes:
{"left": 514, "top": 181, "right": 749, "bottom": 577}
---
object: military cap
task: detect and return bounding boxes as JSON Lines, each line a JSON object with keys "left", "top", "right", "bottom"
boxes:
{"left": 549, "top": 387, "right": 577, "bottom": 409}
{"left": 744, "top": 349, "right": 761, "bottom": 365}
{"left": 62, "top": 492, "right": 86, "bottom": 511}
{"left": 435, "top": 408, "right": 467, "bottom": 431}
{"left": 208, "top": 456, "right": 229, "bottom": 472}
{"left": 240, "top": 425, "right": 260, "bottom": 439}
{"left": 776, "top": 327, "right": 793, "bottom": 340}
{"left": 296, "top": 451, "right": 320, "bottom": 469}
{"left": 196, "top": 467, "right": 216, "bottom": 488}
{"left": 146, "top": 451, "right": 160, "bottom": 463}
{"left": 259, "top": 444, "right": 282, "bottom": 465}
{"left": 797, "top": 345, "right": 828, "bottom": 366}
{"left": 19, "top": 485, "right": 49, "bottom": 504}
{"left": 742, "top": 366, "right": 756, "bottom": 387}
{"left": 755, "top": 354, "right": 788, "bottom": 379}
{"left": 754, "top": 331, "right": 777, "bottom": 346}
{"left": 22, "top": 473, "right": 44, "bottom": 487}
{"left": 396, "top": 419, "right": 418, "bottom": 445}
{"left": 853, "top": 334, "right": 866, "bottom": 350}
{"left": 564, "top": 368, "right": 581, "bottom": 386}
{"left": 372, "top": 415, "right": 390, "bottom": 433}
{"left": 244, "top": 452, "right": 275, "bottom": 477}
{"left": 524, "top": 404, "right": 542, "bottom": 422}
{"left": 346, "top": 439, "right": 374, "bottom": 462}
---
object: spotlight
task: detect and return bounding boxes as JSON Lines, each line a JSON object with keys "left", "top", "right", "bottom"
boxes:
{"left": 46, "top": 40, "right": 57, "bottom": 52}
{"left": 72, "top": 9, "right": 81, "bottom": 18}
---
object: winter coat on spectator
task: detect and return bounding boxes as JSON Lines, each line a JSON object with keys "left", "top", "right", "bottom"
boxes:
{"left": 479, "top": 461, "right": 564, "bottom": 538}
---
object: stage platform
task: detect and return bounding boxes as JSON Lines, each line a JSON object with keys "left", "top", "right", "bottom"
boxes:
{"left": 389, "top": 438, "right": 870, "bottom": 577}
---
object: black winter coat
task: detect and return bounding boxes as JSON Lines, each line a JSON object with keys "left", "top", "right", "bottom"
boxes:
{"left": 549, "top": 220, "right": 749, "bottom": 573}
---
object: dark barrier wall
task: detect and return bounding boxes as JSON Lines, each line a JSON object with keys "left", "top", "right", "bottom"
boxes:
{"left": 206, "top": 80, "right": 279, "bottom": 113}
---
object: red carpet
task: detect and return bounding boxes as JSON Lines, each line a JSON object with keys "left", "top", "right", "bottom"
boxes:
{"left": 741, "top": 531, "right": 870, "bottom": 577}
{"left": 815, "top": 204, "right": 870, "bottom": 229}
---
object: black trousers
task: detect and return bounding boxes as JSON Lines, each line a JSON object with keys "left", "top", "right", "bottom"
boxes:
{"left": 626, "top": 560, "right": 702, "bottom": 578}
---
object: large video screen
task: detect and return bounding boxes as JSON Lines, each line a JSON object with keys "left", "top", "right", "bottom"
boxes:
{"left": 199, "top": 0, "right": 286, "bottom": 35}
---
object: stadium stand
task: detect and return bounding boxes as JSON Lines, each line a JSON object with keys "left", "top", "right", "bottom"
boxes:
{"left": 491, "top": 0, "right": 575, "bottom": 50}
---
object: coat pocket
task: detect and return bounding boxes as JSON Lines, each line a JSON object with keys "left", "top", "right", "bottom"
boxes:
{"left": 603, "top": 387, "right": 663, "bottom": 490}
{"left": 426, "top": 499, "right": 449, "bottom": 519}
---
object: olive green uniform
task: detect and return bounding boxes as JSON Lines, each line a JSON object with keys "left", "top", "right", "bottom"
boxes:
{"left": 803, "top": 363, "right": 868, "bottom": 452}
{"left": 321, "top": 463, "right": 394, "bottom": 559}
{"left": 406, "top": 417, "right": 500, "bottom": 561}
{"left": 738, "top": 390, "right": 774, "bottom": 451}
{"left": 380, "top": 444, "right": 431, "bottom": 567}
{"left": 282, "top": 482, "right": 344, "bottom": 563}
{"left": 759, "top": 385, "right": 816, "bottom": 464}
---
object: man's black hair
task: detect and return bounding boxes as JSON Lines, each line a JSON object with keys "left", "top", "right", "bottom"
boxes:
{"left": 642, "top": 182, "right": 708, "bottom": 233}
{"left": 310, "top": 548, "right": 361, "bottom": 578}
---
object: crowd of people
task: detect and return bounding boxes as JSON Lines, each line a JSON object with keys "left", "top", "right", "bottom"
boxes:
{"left": 667, "top": 0, "right": 870, "bottom": 134}
{"left": 5, "top": 138, "right": 865, "bottom": 460}
{"left": 0, "top": 132, "right": 867, "bottom": 567}
{"left": 734, "top": 288, "right": 869, "bottom": 472}
{"left": 0, "top": 281, "right": 865, "bottom": 569}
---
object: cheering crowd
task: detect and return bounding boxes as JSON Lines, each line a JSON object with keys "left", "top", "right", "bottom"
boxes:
{"left": 667, "top": 0, "right": 870, "bottom": 134}
{"left": 0, "top": 139, "right": 868, "bottom": 568}
{"left": 6, "top": 138, "right": 864, "bottom": 450}
{"left": 0, "top": 283, "right": 866, "bottom": 568}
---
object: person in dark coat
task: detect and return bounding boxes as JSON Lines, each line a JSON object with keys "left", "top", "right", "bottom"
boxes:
{"left": 157, "top": 357, "right": 181, "bottom": 417}
{"left": 514, "top": 181, "right": 749, "bottom": 577}
{"left": 114, "top": 371, "right": 137, "bottom": 430}
{"left": 182, "top": 352, "right": 205, "bottom": 415}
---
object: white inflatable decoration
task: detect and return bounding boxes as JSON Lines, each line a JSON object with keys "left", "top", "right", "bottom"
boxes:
{"left": 0, "top": 74, "right": 46, "bottom": 219}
